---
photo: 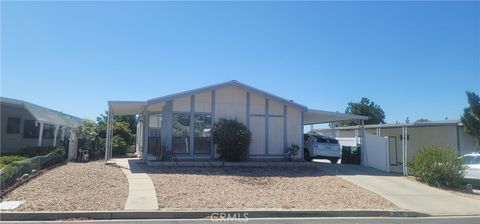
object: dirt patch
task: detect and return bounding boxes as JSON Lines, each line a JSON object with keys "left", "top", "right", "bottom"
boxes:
{"left": 144, "top": 166, "right": 399, "bottom": 210}
{"left": 2, "top": 161, "right": 128, "bottom": 211}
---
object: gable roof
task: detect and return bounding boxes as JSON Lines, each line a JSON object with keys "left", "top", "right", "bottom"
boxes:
{"left": 108, "top": 81, "right": 369, "bottom": 124}
{"left": 1, "top": 97, "right": 83, "bottom": 127}
{"left": 114, "top": 80, "right": 308, "bottom": 111}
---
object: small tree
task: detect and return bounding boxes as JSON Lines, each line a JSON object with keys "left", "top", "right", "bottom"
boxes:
{"left": 74, "top": 119, "right": 98, "bottom": 159}
{"left": 96, "top": 112, "right": 135, "bottom": 157}
{"left": 408, "top": 145, "right": 465, "bottom": 188}
{"left": 213, "top": 119, "right": 252, "bottom": 162}
{"left": 339, "top": 97, "right": 385, "bottom": 126}
{"left": 461, "top": 91, "right": 480, "bottom": 147}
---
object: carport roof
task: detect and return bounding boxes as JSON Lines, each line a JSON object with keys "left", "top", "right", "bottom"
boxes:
{"left": 303, "top": 109, "right": 369, "bottom": 125}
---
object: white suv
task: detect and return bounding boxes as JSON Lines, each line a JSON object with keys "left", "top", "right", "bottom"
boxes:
{"left": 303, "top": 133, "right": 341, "bottom": 164}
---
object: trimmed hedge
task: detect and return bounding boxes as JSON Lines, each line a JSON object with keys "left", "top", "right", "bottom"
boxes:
{"left": 213, "top": 119, "right": 252, "bottom": 162}
{"left": 0, "top": 151, "right": 64, "bottom": 191}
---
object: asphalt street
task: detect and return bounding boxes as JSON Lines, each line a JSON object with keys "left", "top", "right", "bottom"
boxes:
{"left": 2, "top": 216, "right": 480, "bottom": 224}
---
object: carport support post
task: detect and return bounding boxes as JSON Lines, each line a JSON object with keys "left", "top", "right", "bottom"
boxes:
{"left": 405, "top": 126, "right": 409, "bottom": 176}
{"left": 360, "top": 120, "right": 367, "bottom": 166}
{"left": 402, "top": 126, "right": 406, "bottom": 176}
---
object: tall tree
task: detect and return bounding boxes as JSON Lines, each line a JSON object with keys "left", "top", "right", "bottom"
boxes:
{"left": 461, "top": 91, "right": 480, "bottom": 147}
{"left": 339, "top": 97, "right": 385, "bottom": 126}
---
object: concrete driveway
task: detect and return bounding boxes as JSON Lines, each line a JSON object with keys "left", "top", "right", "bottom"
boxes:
{"left": 318, "top": 164, "right": 480, "bottom": 216}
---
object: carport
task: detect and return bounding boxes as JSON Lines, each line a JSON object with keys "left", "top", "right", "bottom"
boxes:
{"left": 302, "top": 109, "right": 370, "bottom": 164}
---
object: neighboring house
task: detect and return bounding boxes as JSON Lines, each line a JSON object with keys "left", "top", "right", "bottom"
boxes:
{"left": 105, "top": 80, "right": 368, "bottom": 161}
{"left": 319, "top": 121, "right": 478, "bottom": 173}
{"left": 0, "top": 97, "right": 83, "bottom": 157}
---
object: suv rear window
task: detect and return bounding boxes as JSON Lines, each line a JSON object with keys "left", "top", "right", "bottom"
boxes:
{"left": 320, "top": 138, "right": 338, "bottom": 144}
{"left": 304, "top": 134, "right": 339, "bottom": 144}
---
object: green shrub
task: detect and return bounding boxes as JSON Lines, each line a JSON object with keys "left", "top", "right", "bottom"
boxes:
{"left": 0, "top": 151, "right": 65, "bottom": 190}
{"left": 112, "top": 135, "right": 127, "bottom": 156}
{"left": 408, "top": 145, "right": 465, "bottom": 188}
{"left": 213, "top": 119, "right": 252, "bottom": 162}
{"left": 53, "top": 147, "right": 66, "bottom": 159}
{"left": 0, "top": 159, "right": 35, "bottom": 190}
{"left": 0, "top": 155, "right": 27, "bottom": 169}
{"left": 20, "top": 146, "right": 57, "bottom": 158}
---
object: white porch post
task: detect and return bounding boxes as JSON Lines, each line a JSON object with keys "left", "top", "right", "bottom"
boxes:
{"left": 53, "top": 125, "right": 60, "bottom": 147}
{"left": 105, "top": 108, "right": 112, "bottom": 161}
{"left": 38, "top": 122, "right": 44, "bottom": 147}
{"left": 108, "top": 110, "right": 114, "bottom": 159}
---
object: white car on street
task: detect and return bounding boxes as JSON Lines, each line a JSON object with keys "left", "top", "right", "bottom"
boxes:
{"left": 303, "top": 133, "right": 341, "bottom": 164}
{"left": 462, "top": 153, "right": 480, "bottom": 181}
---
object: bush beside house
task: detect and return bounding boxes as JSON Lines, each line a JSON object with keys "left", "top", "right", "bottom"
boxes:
{"left": 213, "top": 119, "right": 252, "bottom": 162}
{"left": 408, "top": 145, "right": 465, "bottom": 189}
{"left": 0, "top": 156, "right": 27, "bottom": 169}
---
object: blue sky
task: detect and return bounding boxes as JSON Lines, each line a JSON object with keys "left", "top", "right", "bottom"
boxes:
{"left": 1, "top": 1, "right": 479, "bottom": 123}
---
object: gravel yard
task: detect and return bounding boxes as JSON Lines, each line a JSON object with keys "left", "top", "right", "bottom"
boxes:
{"left": 144, "top": 166, "right": 399, "bottom": 210}
{"left": 2, "top": 161, "right": 128, "bottom": 211}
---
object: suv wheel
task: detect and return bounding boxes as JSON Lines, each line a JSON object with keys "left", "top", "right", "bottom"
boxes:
{"left": 329, "top": 158, "right": 339, "bottom": 164}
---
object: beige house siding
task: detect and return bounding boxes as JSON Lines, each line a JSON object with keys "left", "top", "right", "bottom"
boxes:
{"left": 173, "top": 96, "right": 191, "bottom": 112}
{"left": 215, "top": 86, "right": 247, "bottom": 124}
{"left": 287, "top": 107, "right": 302, "bottom": 159}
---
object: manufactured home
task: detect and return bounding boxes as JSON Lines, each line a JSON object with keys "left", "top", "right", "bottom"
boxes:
{"left": 104, "top": 80, "right": 368, "bottom": 161}
{"left": 0, "top": 97, "right": 83, "bottom": 157}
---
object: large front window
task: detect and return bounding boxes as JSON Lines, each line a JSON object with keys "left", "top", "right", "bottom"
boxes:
{"left": 148, "top": 114, "right": 162, "bottom": 156}
{"left": 172, "top": 113, "right": 190, "bottom": 154}
{"left": 194, "top": 114, "right": 211, "bottom": 154}
{"left": 23, "top": 120, "right": 39, "bottom": 138}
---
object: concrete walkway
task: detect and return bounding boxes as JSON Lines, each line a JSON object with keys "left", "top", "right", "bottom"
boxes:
{"left": 319, "top": 164, "right": 480, "bottom": 216}
{"left": 111, "top": 158, "right": 158, "bottom": 210}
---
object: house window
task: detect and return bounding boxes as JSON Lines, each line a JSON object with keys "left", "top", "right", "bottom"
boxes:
{"left": 172, "top": 113, "right": 190, "bottom": 154}
{"left": 6, "top": 117, "right": 20, "bottom": 134}
{"left": 23, "top": 120, "right": 40, "bottom": 138}
{"left": 194, "top": 114, "right": 211, "bottom": 154}
{"left": 42, "top": 124, "right": 55, "bottom": 139}
{"left": 148, "top": 114, "right": 162, "bottom": 155}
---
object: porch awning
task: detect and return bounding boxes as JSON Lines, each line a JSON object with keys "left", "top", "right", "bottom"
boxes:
{"left": 303, "top": 109, "right": 369, "bottom": 125}
{"left": 109, "top": 101, "right": 147, "bottom": 115}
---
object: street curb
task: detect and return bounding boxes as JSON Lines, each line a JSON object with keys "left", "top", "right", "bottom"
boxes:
{"left": 0, "top": 210, "right": 428, "bottom": 221}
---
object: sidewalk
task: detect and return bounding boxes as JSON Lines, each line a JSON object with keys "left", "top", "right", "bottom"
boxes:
{"left": 111, "top": 158, "right": 158, "bottom": 210}
{"left": 319, "top": 164, "right": 480, "bottom": 216}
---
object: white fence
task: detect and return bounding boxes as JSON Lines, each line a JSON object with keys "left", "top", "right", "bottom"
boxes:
{"left": 337, "top": 133, "right": 390, "bottom": 172}
{"left": 363, "top": 133, "right": 390, "bottom": 172}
